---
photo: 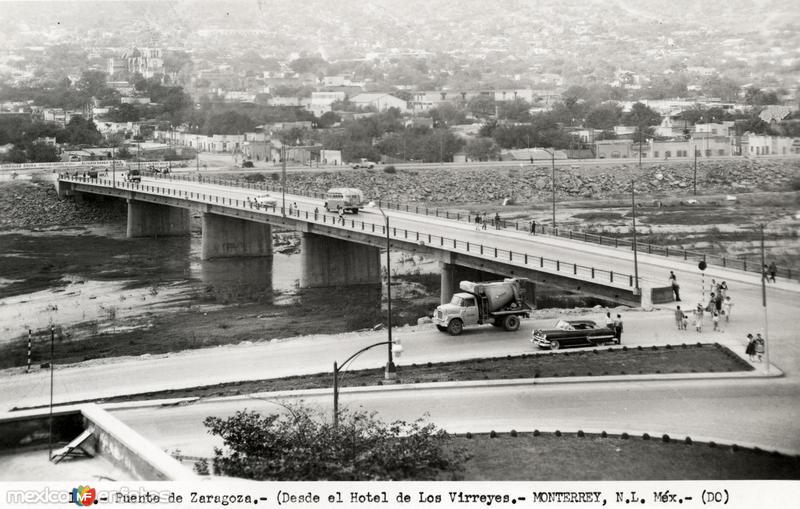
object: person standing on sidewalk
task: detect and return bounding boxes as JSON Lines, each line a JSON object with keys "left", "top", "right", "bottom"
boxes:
{"left": 712, "top": 310, "right": 721, "bottom": 332}
{"left": 669, "top": 271, "right": 681, "bottom": 301}
{"left": 694, "top": 304, "right": 704, "bottom": 332}
{"left": 722, "top": 296, "right": 733, "bottom": 323}
{"left": 755, "top": 333, "right": 765, "bottom": 362}
{"left": 613, "top": 314, "right": 623, "bottom": 343}
{"left": 745, "top": 334, "right": 756, "bottom": 361}
{"left": 675, "top": 306, "right": 684, "bottom": 330}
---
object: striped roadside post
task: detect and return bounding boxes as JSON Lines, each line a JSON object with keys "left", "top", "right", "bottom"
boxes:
{"left": 26, "top": 329, "right": 32, "bottom": 373}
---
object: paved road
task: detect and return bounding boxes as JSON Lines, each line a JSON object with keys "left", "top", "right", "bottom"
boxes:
{"left": 113, "top": 376, "right": 800, "bottom": 459}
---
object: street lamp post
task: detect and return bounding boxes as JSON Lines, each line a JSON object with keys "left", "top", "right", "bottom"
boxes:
{"left": 195, "top": 136, "right": 200, "bottom": 173}
{"left": 332, "top": 339, "right": 401, "bottom": 427}
{"left": 368, "top": 202, "right": 397, "bottom": 380}
{"left": 693, "top": 140, "right": 697, "bottom": 195}
{"left": 47, "top": 325, "right": 54, "bottom": 460}
{"left": 760, "top": 224, "right": 770, "bottom": 372}
{"left": 281, "top": 145, "right": 286, "bottom": 215}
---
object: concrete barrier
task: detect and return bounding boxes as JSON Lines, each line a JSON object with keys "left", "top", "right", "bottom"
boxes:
{"left": 0, "top": 404, "right": 193, "bottom": 480}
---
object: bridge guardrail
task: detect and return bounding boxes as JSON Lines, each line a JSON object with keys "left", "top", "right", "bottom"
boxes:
{"left": 59, "top": 174, "right": 639, "bottom": 291}
{"left": 146, "top": 173, "right": 794, "bottom": 281}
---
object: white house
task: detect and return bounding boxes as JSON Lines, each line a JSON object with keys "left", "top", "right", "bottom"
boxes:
{"left": 309, "top": 91, "right": 346, "bottom": 116}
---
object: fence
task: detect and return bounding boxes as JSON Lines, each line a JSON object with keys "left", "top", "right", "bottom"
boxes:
{"left": 59, "top": 174, "right": 638, "bottom": 290}
{"left": 142, "top": 173, "right": 793, "bottom": 281}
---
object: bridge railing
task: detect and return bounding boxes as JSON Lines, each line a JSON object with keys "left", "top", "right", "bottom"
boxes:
{"left": 144, "top": 173, "right": 794, "bottom": 281}
{"left": 60, "top": 174, "right": 638, "bottom": 290}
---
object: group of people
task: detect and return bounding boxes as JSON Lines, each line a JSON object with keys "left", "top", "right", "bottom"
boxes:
{"left": 672, "top": 275, "right": 733, "bottom": 333}
{"left": 473, "top": 212, "right": 502, "bottom": 231}
{"left": 762, "top": 262, "right": 778, "bottom": 283}
{"left": 745, "top": 333, "right": 766, "bottom": 362}
{"left": 604, "top": 311, "right": 624, "bottom": 343}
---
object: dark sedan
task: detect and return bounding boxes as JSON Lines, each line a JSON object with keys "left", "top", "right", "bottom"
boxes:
{"left": 531, "top": 319, "right": 617, "bottom": 350}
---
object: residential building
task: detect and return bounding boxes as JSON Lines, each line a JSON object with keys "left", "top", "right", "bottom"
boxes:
{"left": 595, "top": 140, "right": 634, "bottom": 158}
{"left": 350, "top": 93, "right": 407, "bottom": 112}
{"left": 742, "top": 134, "right": 800, "bottom": 156}
{"left": 309, "top": 91, "right": 346, "bottom": 116}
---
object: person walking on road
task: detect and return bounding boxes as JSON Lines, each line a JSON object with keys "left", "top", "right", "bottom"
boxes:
{"left": 768, "top": 262, "right": 777, "bottom": 283}
{"left": 722, "top": 296, "right": 733, "bottom": 323}
{"left": 529, "top": 220, "right": 536, "bottom": 235}
{"left": 613, "top": 314, "right": 623, "bottom": 343}
{"left": 669, "top": 271, "right": 680, "bottom": 301}
{"left": 475, "top": 215, "right": 482, "bottom": 230}
{"left": 675, "top": 306, "right": 685, "bottom": 330}
{"left": 745, "top": 333, "right": 756, "bottom": 361}
{"left": 494, "top": 212, "right": 501, "bottom": 230}
{"left": 481, "top": 212, "right": 487, "bottom": 230}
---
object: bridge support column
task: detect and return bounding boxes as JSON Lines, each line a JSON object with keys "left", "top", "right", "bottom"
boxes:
{"left": 300, "top": 233, "right": 380, "bottom": 287}
{"left": 440, "top": 262, "right": 536, "bottom": 305}
{"left": 201, "top": 213, "right": 272, "bottom": 260}
{"left": 126, "top": 200, "right": 190, "bottom": 238}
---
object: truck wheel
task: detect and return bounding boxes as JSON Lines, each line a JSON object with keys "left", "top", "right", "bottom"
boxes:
{"left": 436, "top": 325, "right": 447, "bottom": 332}
{"left": 352, "top": 208, "right": 358, "bottom": 214}
{"left": 503, "top": 315, "right": 520, "bottom": 331}
{"left": 447, "top": 319, "right": 463, "bottom": 336}
{"left": 549, "top": 340, "right": 561, "bottom": 350}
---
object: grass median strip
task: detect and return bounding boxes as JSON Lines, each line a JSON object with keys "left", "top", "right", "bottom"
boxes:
{"left": 18, "top": 342, "right": 751, "bottom": 408}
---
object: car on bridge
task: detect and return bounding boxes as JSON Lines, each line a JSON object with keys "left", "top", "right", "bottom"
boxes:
{"left": 531, "top": 319, "right": 616, "bottom": 350}
{"left": 252, "top": 193, "right": 277, "bottom": 207}
{"left": 124, "top": 169, "right": 142, "bottom": 183}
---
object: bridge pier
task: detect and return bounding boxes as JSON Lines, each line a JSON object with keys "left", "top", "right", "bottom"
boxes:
{"left": 201, "top": 213, "right": 272, "bottom": 260}
{"left": 126, "top": 200, "right": 190, "bottom": 238}
{"left": 440, "top": 262, "right": 536, "bottom": 305}
{"left": 300, "top": 233, "right": 380, "bottom": 287}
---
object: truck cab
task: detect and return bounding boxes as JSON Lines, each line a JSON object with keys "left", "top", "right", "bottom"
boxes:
{"left": 434, "top": 293, "right": 481, "bottom": 335}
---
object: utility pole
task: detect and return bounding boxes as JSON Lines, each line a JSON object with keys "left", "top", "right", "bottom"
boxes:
{"left": 281, "top": 145, "right": 286, "bottom": 215}
{"left": 760, "top": 224, "right": 770, "bottom": 372}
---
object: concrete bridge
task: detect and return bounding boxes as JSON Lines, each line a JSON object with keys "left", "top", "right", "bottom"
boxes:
{"left": 57, "top": 174, "right": 660, "bottom": 307}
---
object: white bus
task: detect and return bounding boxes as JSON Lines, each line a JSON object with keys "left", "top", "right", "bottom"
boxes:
{"left": 324, "top": 187, "right": 365, "bottom": 214}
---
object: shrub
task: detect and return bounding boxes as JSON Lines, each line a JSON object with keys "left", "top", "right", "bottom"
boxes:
{"left": 709, "top": 441, "right": 717, "bottom": 448}
{"left": 685, "top": 437, "right": 693, "bottom": 445}
{"left": 601, "top": 431, "right": 608, "bottom": 438}
{"left": 465, "top": 432, "right": 473, "bottom": 439}
{"left": 489, "top": 430, "right": 498, "bottom": 438}
{"left": 732, "top": 444, "right": 739, "bottom": 452}
{"left": 384, "top": 165, "right": 397, "bottom": 174}
{"left": 193, "top": 458, "right": 210, "bottom": 475}
{"left": 577, "top": 430, "right": 585, "bottom": 437}
{"left": 621, "top": 432, "right": 629, "bottom": 440}
{"left": 662, "top": 434, "right": 670, "bottom": 443}
{"left": 554, "top": 430, "right": 562, "bottom": 437}
{"left": 203, "top": 403, "right": 469, "bottom": 480}
{"left": 510, "top": 430, "right": 518, "bottom": 437}
{"left": 642, "top": 433, "right": 650, "bottom": 440}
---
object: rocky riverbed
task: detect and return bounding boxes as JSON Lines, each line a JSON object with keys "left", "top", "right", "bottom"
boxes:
{"left": 266, "top": 158, "right": 800, "bottom": 205}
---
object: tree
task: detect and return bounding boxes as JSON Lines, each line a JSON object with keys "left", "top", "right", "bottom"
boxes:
{"left": 204, "top": 111, "right": 256, "bottom": 135}
{"left": 497, "top": 98, "right": 532, "bottom": 123}
{"left": 204, "top": 404, "right": 468, "bottom": 481}
{"left": 59, "top": 115, "right": 102, "bottom": 146}
{"left": 27, "top": 142, "right": 59, "bottom": 162}
{"left": 466, "top": 137, "right": 500, "bottom": 161}
{"left": 623, "top": 103, "right": 661, "bottom": 129}
{"left": 317, "top": 111, "right": 341, "bottom": 128}
{"left": 585, "top": 103, "right": 622, "bottom": 130}
{"left": 467, "top": 95, "right": 495, "bottom": 118}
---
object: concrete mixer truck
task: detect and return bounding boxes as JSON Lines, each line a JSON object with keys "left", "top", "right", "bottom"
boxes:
{"left": 433, "top": 278, "right": 531, "bottom": 335}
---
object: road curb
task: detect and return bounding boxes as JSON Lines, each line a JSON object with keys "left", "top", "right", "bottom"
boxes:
{"left": 96, "top": 362, "right": 783, "bottom": 410}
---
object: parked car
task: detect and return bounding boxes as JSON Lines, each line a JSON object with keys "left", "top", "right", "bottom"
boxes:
{"left": 531, "top": 319, "right": 616, "bottom": 350}
{"left": 253, "top": 193, "right": 277, "bottom": 206}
